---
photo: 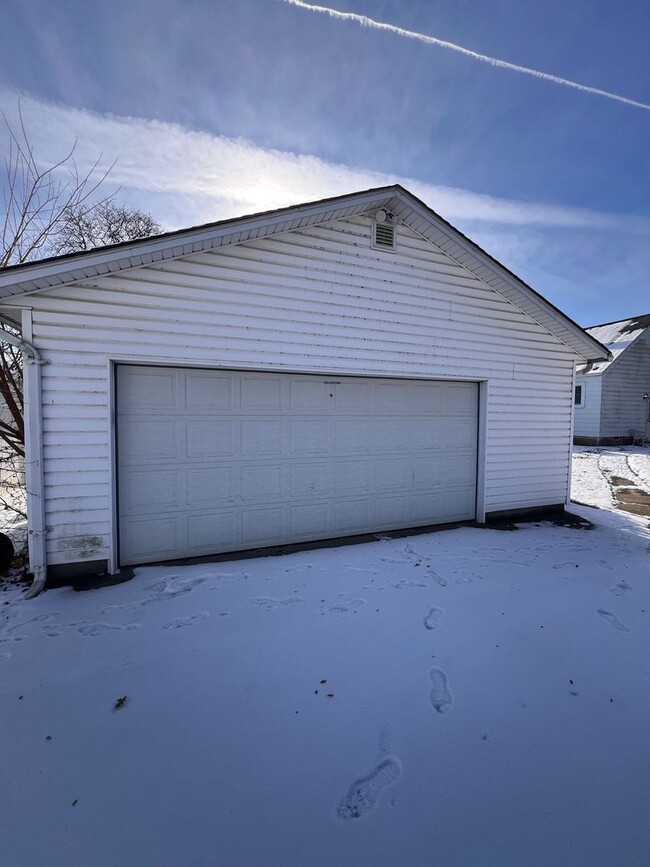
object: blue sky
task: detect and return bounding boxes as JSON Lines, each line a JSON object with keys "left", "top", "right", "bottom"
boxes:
{"left": 0, "top": 0, "right": 648, "bottom": 325}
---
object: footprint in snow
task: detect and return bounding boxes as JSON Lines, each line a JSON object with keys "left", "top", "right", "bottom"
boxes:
{"left": 429, "top": 668, "right": 453, "bottom": 713}
{"left": 336, "top": 726, "right": 402, "bottom": 821}
{"left": 147, "top": 575, "right": 208, "bottom": 598}
{"left": 423, "top": 607, "right": 444, "bottom": 631}
{"left": 5, "top": 611, "right": 59, "bottom": 631}
{"left": 163, "top": 611, "right": 210, "bottom": 630}
{"left": 336, "top": 757, "right": 403, "bottom": 820}
{"left": 597, "top": 609, "right": 631, "bottom": 632}
{"left": 609, "top": 581, "right": 632, "bottom": 597}
{"left": 206, "top": 571, "right": 250, "bottom": 586}
{"left": 0, "top": 611, "right": 60, "bottom": 642}
{"left": 329, "top": 598, "right": 366, "bottom": 614}
{"left": 425, "top": 567, "right": 448, "bottom": 588}
{"left": 344, "top": 566, "right": 379, "bottom": 576}
{"left": 70, "top": 621, "right": 140, "bottom": 637}
{"left": 102, "top": 600, "right": 151, "bottom": 615}
{"left": 0, "top": 651, "right": 11, "bottom": 664}
{"left": 250, "top": 597, "right": 302, "bottom": 610}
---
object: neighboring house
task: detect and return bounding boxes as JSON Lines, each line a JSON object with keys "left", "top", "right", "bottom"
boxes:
{"left": 574, "top": 315, "right": 650, "bottom": 445}
{"left": 0, "top": 185, "right": 608, "bottom": 592}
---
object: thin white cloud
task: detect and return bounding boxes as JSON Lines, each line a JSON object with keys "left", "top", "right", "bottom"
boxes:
{"left": 1, "top": 89, "right": 646, "bottom": 240}
{"left": 282, "top": 0, "right": 650, "bottom": 112}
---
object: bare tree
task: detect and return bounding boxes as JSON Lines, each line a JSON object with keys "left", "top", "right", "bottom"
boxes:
{"left": 54, "top": 200, "right": 163, "bottom": 255}
{"left": 0, "top": 106, "right": 162, "bottom": 458}
{"left": 1, "top": 105, "right": 113, "bottom": 269}
{"left": 0, "top": 331, "right": 23, "bottom": 457}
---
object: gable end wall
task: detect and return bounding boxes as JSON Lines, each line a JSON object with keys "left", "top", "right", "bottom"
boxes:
{"left": 600, "top": 329, "right": 650, "bottom": 438}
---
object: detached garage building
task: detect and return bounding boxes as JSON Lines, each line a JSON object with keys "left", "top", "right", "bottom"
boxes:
{"left": 0, "top": 186, "right": 608, "bottom": 592}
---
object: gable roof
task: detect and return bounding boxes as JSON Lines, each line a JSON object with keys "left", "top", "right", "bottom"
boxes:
{"left": 0, "top": 184, "right": 609, "bottom": 363}
{"left": 577, "top": 314, "right": 650, "bottom": 375}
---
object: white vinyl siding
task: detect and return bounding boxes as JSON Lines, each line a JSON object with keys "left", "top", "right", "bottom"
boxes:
{"left": 600, "top": 329, "right": 650, "bottom": 439}
{"left": 573, "top": 375, "right": 603, "bottom": 439}
{"left": 8, "top": 217, "right": 577, "bottom": 567}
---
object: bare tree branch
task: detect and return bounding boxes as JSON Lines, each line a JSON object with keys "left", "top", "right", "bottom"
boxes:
{"left": 0, "top": 104, "right": 162, "bottom": 544}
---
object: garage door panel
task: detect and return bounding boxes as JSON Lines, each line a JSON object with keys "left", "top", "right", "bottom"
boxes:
{"left": 241, "top": 465, "right": 284, "bottom": 503}
{"left": 117, "top": 369, "right": 179, "bottom": 413}
{"left": 117, "top": 367, "right": 478, "bottom": 565}
{"left": 186, "top": 372, "right": 233, "bottom": 410}
{"left": 376, "top": 383, "right": 418, "bottom": 412}
{"left": 290, "top": 421, "right": 329, "bottom": 455}
{"left": 411, "top": 385, "right": 445, "bottom": 413}
{"left": 374, "top": 421, "right": 407, "bottom": 452}
{"left": 374, "top": 496, "right": 409, "bottom": 526}
{"left": 444, "top": 383, "right": 478, "bottom": 413}
{"left": 334, "top": 421, "right": 372, "bottom": 454}
{"left": 119, "top": 420, "right": 179, "bottom": 463}
{"left": 290, "top": 379, "right": 330, "bottom": 409}
{"left": 120, "top": 469, "right": 179, "bottom": 513}
{"left": 121, "top": 516, "right": 180, "bottom": 562}
{"left": 438, "top": 488, "right": 476, "bottom": 520}
{"left": 334, "top": 462, "right": 373, "bottom": 495}
{"left": 336, "top": 382, "right": 372, "bottom": 411}
{"left": 290, "top": 463, "right": 330, "bottom": 498}
{"left": 413, "top": 457, "right": 475, "bottom": 488}
{"left": 242, "top": 508, "right": 284, "bottom": 545}
{"left": 443, "top": 419, "right": 479, "bottom": 448}
{"left": 188, "top": 513, "right": 234, "bottom": 551}
{"left": 375, "top": 459, "right": 412, "bottom": 491}
{"left": 187, "top": 467, "right": 234, "bottom": 505}
{"left": 411, "top": 494, "right": 443, "bottom": 523}
{"left": 241, "top": 420, "right": 283, "bottom": 455}
{"left": 334, "top": 499, "right": 371, "bottom": 533}
{"left": 241, "top": 375, "right": 283, "bottom": 410}
{"left": 187, "top": 420, "right": 233, "bottom": 458}
{"left": 290, "top": 503, "right": 330, "bottom": 537}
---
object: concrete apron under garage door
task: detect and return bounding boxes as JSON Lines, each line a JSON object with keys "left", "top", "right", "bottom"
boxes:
{"left": 116, "top": 366, "right": 479, "bottom": 566}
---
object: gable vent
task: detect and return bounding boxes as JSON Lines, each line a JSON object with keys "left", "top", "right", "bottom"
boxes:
{"left": 372, "top": 210, "right": 396, "bottom": 251}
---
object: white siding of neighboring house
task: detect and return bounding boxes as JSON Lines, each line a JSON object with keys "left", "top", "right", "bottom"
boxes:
{"left": 2, "top": 217, "right": 578, "bottom": 569}
{"left": 573, "top": 374, "right": 603, "bottom": 439}
{"left": 600, "top": 328, "right": 650, "bottom": 439}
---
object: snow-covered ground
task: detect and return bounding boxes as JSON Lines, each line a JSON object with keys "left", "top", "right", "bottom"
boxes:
{"left": 1, "top": 450, "right": 650, "bottom": 867}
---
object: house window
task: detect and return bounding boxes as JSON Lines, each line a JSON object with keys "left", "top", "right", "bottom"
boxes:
{"left": 574, "top": 384, "right": 585, "bottom": 407}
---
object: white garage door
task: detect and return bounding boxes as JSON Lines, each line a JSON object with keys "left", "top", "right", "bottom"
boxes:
{"left": 116, "top": 366, "right": 478, "bottom": 566}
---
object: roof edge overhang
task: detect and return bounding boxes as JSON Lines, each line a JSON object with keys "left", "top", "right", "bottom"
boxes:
{"left": 0, "top": 184, "right": 610, "bottom": 364}
{"left": 578, "top": 318, "right": 650, "bottom": 375}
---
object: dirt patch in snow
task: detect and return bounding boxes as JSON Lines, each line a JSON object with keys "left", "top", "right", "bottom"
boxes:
{"left": 614, "top": 487, "right": 650, "bottom": 518}
{"left": 610, "top": 475, "right": 636, "bottom": 487}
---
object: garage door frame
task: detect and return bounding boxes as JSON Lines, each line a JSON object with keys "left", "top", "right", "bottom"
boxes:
{"left": 108, "top": 360, "right": 488, "bottom": 572}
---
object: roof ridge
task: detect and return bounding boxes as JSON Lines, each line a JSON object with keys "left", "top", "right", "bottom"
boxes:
{"left": 586, "top": 314, "right": 650, "bottom": 330}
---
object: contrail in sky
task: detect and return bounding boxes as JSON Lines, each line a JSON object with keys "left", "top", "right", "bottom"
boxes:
{"left": 282, "top": 0, "right": 650, "bottom": 111}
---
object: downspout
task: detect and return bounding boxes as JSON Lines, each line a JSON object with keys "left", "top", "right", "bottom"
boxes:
{"left": 0, "top": 312, "right": 48, "bottom": 598}
{"left": 566, "top": 362, "right": 577, "bottom": 508}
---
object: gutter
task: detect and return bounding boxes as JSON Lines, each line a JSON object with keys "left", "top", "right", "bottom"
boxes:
{"left": 0, "top": 313, "right": 47, "bottom": 598}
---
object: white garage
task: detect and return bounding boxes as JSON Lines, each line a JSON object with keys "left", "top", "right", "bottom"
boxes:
{"left": 0, "top": 184, "right": 609, "bottom": 592}
{"left": 117, "top": 366, "right": 478, "bottom": 565}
